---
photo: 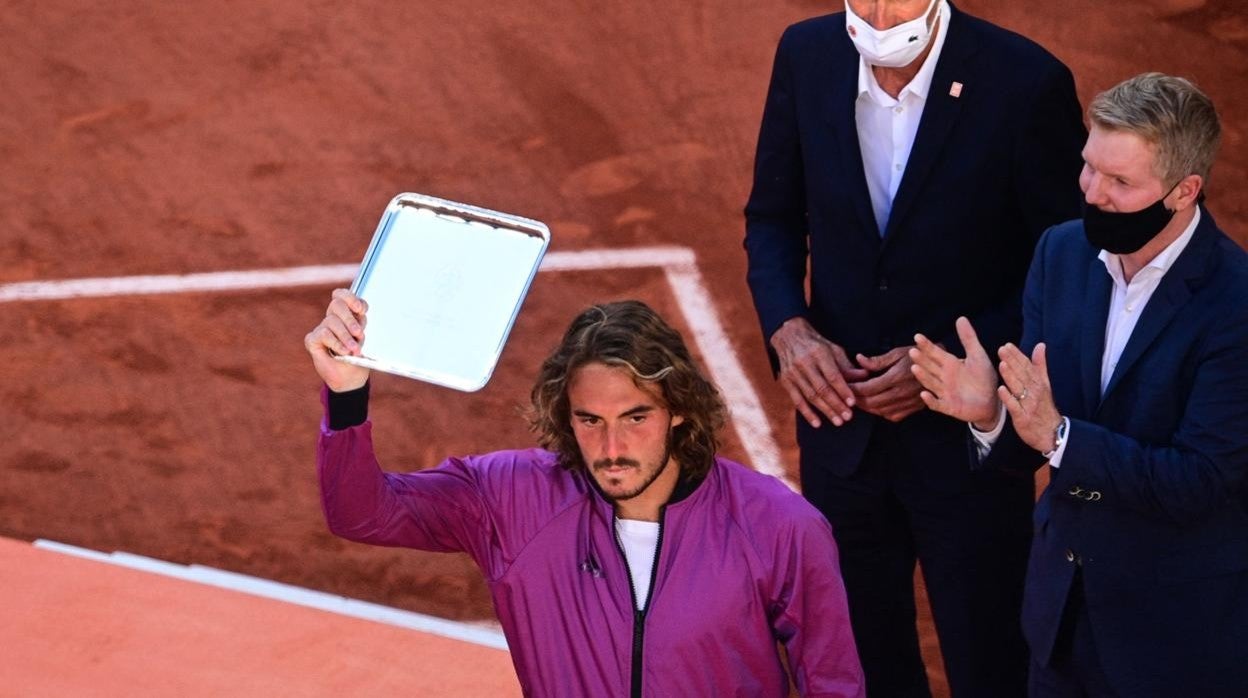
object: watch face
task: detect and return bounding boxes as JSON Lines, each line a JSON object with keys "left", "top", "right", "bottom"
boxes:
{"left": 1044, "top": 418, "right": 1068, "bottom": 460}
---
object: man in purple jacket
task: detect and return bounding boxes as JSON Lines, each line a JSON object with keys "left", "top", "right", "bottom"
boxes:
{"left": 305, "top": 292, "right": 864, "bottom": 697}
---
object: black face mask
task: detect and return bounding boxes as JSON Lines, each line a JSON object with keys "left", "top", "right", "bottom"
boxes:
{"left": 1082, "top": 182, "right": 1181, "bottom": 255}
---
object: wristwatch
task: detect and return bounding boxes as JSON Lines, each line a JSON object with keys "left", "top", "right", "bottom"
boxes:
{"left": 1043, "top": 417, "right": 1068, "bottom": 459}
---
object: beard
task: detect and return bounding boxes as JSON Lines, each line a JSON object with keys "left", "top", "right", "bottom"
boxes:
{"left": 591, "top": 455, "right": 669, "bottom": 501}
{"left": 581, "top": 417, "right": 678, "bottom": 504}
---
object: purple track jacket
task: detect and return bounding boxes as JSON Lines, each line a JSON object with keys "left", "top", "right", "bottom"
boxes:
{"left": 319, "top": 415, "right": 864, "bottom": 697}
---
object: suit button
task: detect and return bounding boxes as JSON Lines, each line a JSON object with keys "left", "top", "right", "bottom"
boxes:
{"left": 1065, "top": 549, "right": 1076, "bottom": 563}
{"left": 878, "top": 278, "right": 889, "bottom": 291}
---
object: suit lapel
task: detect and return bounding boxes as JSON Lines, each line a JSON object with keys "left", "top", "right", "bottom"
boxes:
{"left": 881, "top": 8, "right": 976, "bottom": 247}
{"left": 1079, "top": 255, "right": 1112, "bottom": 416}
{"left": 824, "top": 48, "right": 880, "bottom": 242}
{"left": 1100, "top": 212, "right": 1216, "bottom": 403}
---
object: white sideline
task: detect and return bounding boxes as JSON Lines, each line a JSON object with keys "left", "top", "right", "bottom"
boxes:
{"left": 33, "top": 539, "right": 510, "bottom": 651}
{"left": 1, "top": 246, "right": 790, "bottom": 487}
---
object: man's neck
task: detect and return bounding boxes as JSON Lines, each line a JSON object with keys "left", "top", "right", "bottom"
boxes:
{"left": 613, "top": 459, "right": 681, "bottom": 523}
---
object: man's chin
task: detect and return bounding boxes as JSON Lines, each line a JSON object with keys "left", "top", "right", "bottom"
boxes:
{"left": 598, "top": 479, "right": 642, "bottom": 501}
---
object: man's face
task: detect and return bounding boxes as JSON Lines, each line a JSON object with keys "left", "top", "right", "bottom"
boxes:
{"left": 1079, "top": 125, "right": 1170, "bottom": 213}
{"left": 568, "top": 362, "right": 684, "bottom": 507}
{"left": 846, "top": 0, "right": 937, "bottom": 31}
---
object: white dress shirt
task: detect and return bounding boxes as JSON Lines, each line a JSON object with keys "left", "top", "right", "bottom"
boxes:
{"left": 972, "top": 208, "right": 1203, "bottom": 465}
{"left": 855, "top": 0, "right": 952, "bottom": 236}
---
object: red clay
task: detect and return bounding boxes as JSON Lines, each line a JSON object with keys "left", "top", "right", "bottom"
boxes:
{"left": 0, "top": 536, "right": 521, "bottom": 696}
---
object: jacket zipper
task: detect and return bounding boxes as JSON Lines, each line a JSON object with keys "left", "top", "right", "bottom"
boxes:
{"left": 613, "top": 508, "right": 666, "bottom": 698}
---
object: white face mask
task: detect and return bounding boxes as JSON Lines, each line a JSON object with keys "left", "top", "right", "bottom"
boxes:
{"left": 845, "top": 0, "right": 942, "bottom": 68}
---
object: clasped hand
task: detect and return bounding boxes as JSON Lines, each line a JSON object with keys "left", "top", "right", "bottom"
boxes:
{"left": 770, "top": 318, "right": 925, "bottom": 428}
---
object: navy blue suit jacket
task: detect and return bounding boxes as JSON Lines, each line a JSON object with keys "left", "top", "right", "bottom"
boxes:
{"left": 983, "top": 212, "right": 1248, "bottom": 696}
{"left": 744, "top": 5, "right": 1086, "bottom": 475}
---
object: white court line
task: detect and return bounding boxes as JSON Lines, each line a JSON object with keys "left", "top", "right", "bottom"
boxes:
{"left": 0, "top": 246, "right": 789, "bottom": 487}
{"left": 0, "top": 248, "right": 698, "bottom": 302}
{"left": 0, "top": 265, "right": 361, "bottom": 302}
{"left": 33, "top": 539, "right": 509, "bottom": 650}
{"left": 663, "top": 263, "right": 783, "bottom": 484}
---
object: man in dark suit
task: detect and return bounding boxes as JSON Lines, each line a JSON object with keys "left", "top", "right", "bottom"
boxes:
{"left": 743, "top": 1, "right": 1085, "bottom": 695}
{"left": 910, "top": 73, "right": 1248, "bottom": 697}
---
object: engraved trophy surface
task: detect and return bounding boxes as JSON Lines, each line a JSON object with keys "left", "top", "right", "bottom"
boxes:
{"left": 336, "top": 193, "right": 550, "bottom": 391}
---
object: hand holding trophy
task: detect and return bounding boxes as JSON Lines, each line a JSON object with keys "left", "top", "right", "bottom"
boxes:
{"left": 310, "top": 193, "right": 549, "bottom": 392}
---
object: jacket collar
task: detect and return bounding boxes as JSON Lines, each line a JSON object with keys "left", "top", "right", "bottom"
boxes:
{"left": 1097, "top": 205, "right": 1221, "bottom": 406}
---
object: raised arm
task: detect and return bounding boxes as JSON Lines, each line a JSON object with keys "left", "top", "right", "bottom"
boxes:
{"left": 304, "top": 287, "right": 371, "bottom": 393}
{"left": 307, "top": 289, "right": 492, "bottom": 562}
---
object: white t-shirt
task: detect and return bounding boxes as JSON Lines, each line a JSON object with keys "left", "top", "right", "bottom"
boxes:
{"left": 615, "top": 517, "right": 661, "bottom": 611}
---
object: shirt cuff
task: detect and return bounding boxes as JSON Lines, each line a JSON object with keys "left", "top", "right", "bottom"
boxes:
{"left": 969, "top": 402, "right": 1007, "bottom": 460}
{"left": 327, "top": 382, "right": 370, "bottom": 430}
{"left": 1044, "top": 416, "right": 1071, "bottom": 468}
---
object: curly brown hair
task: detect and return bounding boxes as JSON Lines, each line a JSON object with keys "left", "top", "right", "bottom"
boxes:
{"left": 528, "top": 300, "right": 727, "bottom": 480}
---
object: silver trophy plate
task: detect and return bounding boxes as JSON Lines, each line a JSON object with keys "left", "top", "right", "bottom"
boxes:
{"left": 336, "top": 192, "right": 550, "bottom": 391}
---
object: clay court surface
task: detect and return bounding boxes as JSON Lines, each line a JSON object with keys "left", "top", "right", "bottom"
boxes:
{"left": 3, "top": 0, "right": 1245, "bottom": 694}
{"left": 0, "top": 537, "right": 522, "bottom": 696}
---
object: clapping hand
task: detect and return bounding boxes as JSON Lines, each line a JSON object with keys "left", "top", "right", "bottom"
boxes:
{"left": 995, "top": 341, "right": 1063, "bottom": 454}
{"left": 908, "top": 317, "right": 1001, "bottom": 430}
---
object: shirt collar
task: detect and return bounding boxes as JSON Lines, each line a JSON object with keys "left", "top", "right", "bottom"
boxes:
{"left": 857, "top": 0, "right": 952, "bottom": 103}
{"left": 1099, "top": 206, "right": 1202, "bottom": 287}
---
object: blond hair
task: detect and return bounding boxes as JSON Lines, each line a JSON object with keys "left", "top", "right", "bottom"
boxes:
{"left": 1088, "top": 72, "right": 1221, "bottom": 186}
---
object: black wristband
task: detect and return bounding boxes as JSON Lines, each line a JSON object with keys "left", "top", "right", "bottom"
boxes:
{"left": 327, "top": 382, "right": 370, "bottom": 430}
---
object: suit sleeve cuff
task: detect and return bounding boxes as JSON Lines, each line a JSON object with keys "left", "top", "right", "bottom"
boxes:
{"left": 968, "top": 402, "right": 1008, "bottom": 460}
{"left": 326, "top": 382, "right": 370, "bottom": 430}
